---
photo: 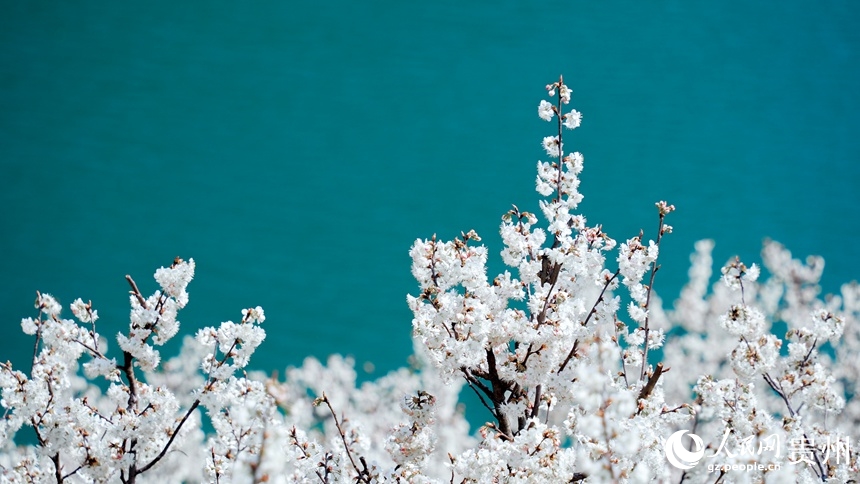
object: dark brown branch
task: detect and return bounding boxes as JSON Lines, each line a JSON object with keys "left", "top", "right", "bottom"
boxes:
{"left": 536, "top": 259, "right": 561, "bottom": 326}
{"left": 210, "top": 447, "right": 221, "bottom": 484}
{"left": 125, "top": 275, "right": 147, "bottom": 308}
{"left": 559, "top": 270, "right": 618, "bottom": 373}
{"left": 530, "top": 385, "right": 542, "bottom": 419}
{"left": 638, "top": 363, "right": 665, "bottom": 404}
{"left": 485, "top": 349, "right": 513, "bottom": 439}
{"left": 72, "top": 338, "right": 107, "bottom": 360}
{"left": 520, "top": 344, "right": 545, "bottom": 371}
{"left": 640, "top": 207, "right": 670, "bottom": 381}
{"left": 51, "top": 453, "right": 62, "bottom": 483}
{"left": 61, "top": 465, "right": 83, "bottom": 481}
{"left": 640, "top": 261, "right": 660, "bottom": 380}
{"left": 290, "top": 427, "right": 328, "bottom": 484}
{"left": 120, "top": 352, "right": 138, "bottom": 411}
{"left": 558, "top": 340, "right": 579, "bottom": 375}
{"left": 461, "top": 369, "right": 496, "bottom": 417}
{"left": 321, "top": 394, "right": 371, "bottom": 484}
{"left": 761, "top": 372, "right": 826, "bottom": 480}
{"left": 137, "top": 400, "right": 201, "bottom": 473}
{"left": 555, "top": 74, "right": 564, "bottom": 202}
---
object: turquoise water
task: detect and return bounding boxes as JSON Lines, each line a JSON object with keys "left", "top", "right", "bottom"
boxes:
{"left": 2, "top": 2, "right": 859, "bottom": 388}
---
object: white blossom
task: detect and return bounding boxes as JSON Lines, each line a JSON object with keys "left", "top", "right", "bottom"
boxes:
{"left": 542, "top": 135, "right": 561, "bottom": 158}
{"left": 563, "top": 109, "right": 582, "bottom": 129}
{"left": 2, "top": 77, "right": 859, "bottom": 484}
{"left": 70, "top": 298, "right": 98, "bottom": 323}
{"left": 538, "top": 99, "right": 554, "bottom": 121}
{"left": 35, "top": 292, "right": 62, "bottom": 318}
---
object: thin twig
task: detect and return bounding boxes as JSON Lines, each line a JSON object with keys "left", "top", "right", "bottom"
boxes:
{"left": 211, "top": 447, "right": 221, "bottom": 484}
{"left": 61, "top": 465, "right": 83, "bottom": 481}
{"left": 125, "top": 275, "right": 147, "bottom": 308}
{"left": 558, "top": 270, "right": 619, "bottom": 373}
{"left": 321, "top": 393, "right": 371, "bottom": 483}
{"left": 137, "top": 400, "right": 200, "bottom": 473}
{"left": 461, "top": 370, "right": 496, "bottom": 416}
{"left": 555, "top": 74, "right": 564, "bottom": 202}
{"left": 30, "top": 296, "right": 44, "bottom": 373}
{"left": 640, "top": 209, "right": 669, "bottom": 381}
{"left": 735, "top": 269, "right": 825, "bottom": 480}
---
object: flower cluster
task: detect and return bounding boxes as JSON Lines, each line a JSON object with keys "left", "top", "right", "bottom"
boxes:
{"left": 0, "top": 259, "right": 278, "bottom": 483}
{"left": 406, "top": 76, "right": 692, "bottom": 481}
{"left": 2, "top": 78, "right": 859, "bottom": 483}
{"left": 663, "top": 242, "right": 859, "bottom": 482}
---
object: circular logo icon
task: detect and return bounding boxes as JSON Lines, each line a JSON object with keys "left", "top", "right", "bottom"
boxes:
{"left": 664, "top": 430, "right": 705, "bottom": 470}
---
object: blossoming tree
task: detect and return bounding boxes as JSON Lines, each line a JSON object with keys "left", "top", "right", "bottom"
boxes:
{"left": 2, "top": 77, "right": 858, "bottom": 483}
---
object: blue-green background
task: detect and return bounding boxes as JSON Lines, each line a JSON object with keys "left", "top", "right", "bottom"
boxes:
{"left": 2, "top": 3, "right": 858, "bottom": 388}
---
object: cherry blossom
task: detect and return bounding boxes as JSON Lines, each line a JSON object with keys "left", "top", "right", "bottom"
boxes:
{"left": 2, "top": 77, "right": 858, "bottom": 483}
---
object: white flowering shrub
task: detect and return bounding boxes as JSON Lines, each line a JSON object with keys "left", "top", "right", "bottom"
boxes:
{"left": 2, "top": 77, "right": 858, "bottom": 483}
